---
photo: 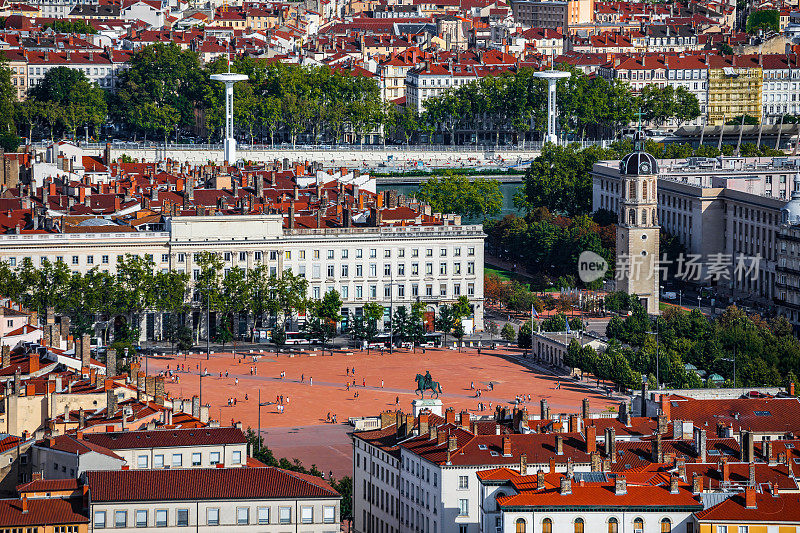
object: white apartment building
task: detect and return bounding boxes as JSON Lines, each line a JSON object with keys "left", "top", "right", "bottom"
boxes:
{"left": 80, "top": 426, "right": 248, "bottom": 469}
{"left": 353, "top": 411, "right": 593, "bottom": 533}
{"left": 593, "top": 156, "right": 796, "bottom": 303}
{"left": 0, "top": 214, "right": 486, "bottom": 338}
{"left": 86, "top": 467, "right": 342, "bottom": 532}
{"left": 25, "top": 50, "right": 131, "bottom": 90}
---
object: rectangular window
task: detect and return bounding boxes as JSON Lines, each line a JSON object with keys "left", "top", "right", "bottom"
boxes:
{"left": 279, "top": 506, "right": 292, "bottom": 524}
{"left": 154, "top": 454, "right": 164, "bottom": 468}
{"left": 398, "top": 264, "right": 405, "bottom": 276}
{"left": 412, "top": 248, "right": 419, "bottom": 257}
{"left": 458, "top": 499, "right": 468, "bottom": 516}
{"left": 458, "top": 475, "right": 469, "bottom": 489}
{"left": 210, "top": 452, "right": 220, "bottom": 465}
{"left": 176, "top": 509, "right": 189, "bottom": 527}
{"left": 426, "top": 248, "right": 433, "bottom": 257}
{"left": 454, "top": 263, "right": 461, "bottom": 275}
{"left": 341, "top": 265, "right": 349, "bottom": 277}
{"left": 467, "top": 262, "right": 475, "bottom": 275}
{"left": 94, "top": 511, "right": 106, "bottom": 528}
{"left": 172, "top": 453, "right": 182, "bottom": 467}
{"left": 439, "top": 263, "right": 447, "bottom": 275}
{"left": 232, "top": 450, "right": 242, "bottom": 464}
{"left": 239, "top": 251, "right": 247, "bottom": 261}
{"left": 341, "top": 286, "right": 349, "bottom": 298}
{"left": 327, "top": 250, "right": 334, "bottom": 259}
{"left": 370, "top": 249, "right": 377, "bottom": 258}
{"left": 341, "top": 249, "right": 348, "bottom": 259}
{"left": 312, "top": 265, "right": 321, "bottom": 279}
{"left": 207, "top": 508, "right": 219, "bottom": 526}
{"left": 301, "top": 506, "right": 313, "bottom": 524}
{"left": 426, "top": 285, "right": 433, "bottom": 297}
{"left": 369, "top": 264, "right": 377, "bottom": 277}
{"left": 161, "top": 254, "right": 169, "bottom": 263}
{"left": 440, "top": 248, "right": 447, "bottom": 256}
{"left": 468, "top": 283, "right": 475, "bottom": 296}
{"left": 224, "top": 252, "right": 231, "bottom": 261}
{"left": 313, "top": 286, "right": 320, "bottom": 299}
{"left": 137, "top": 455, "right": 148, "bottom": 468}
{"left": 87, "top": 255, "right": 94, "bottom": 265}
{"left": 270, "top": 250, "right": 278, "bottom": 261}
{"left": 254, "top": 251, "right": 262, "bottom": 261}
{"left": 323, "top": 505, "right": 336, "bottom": 523}
{"left": 356, "top": 285, "right": 363, "bottom": 298}
{"left": 384, "top": 264, "right": 391, "bottom": 276}
{"left": 425, "top": 263, "right": 433, "bottom": 275}
{"left": 257, "top": 507, "right": 269, "bottom": 524}
{"left": 468, "top": 247, "right": 475, "bottom": 256}
{"left": 114, "top": 510, "right": 127, "bottom": 527}
{"left": 369, "top": 285, "right": 377, "bottom": 298}
{"left": 440, "top": 284, "right": 447, "bottom": 297}
{"left": 236, "top": 507, "right": 249, "bottom": 525}
{"left": 356, "top": 249, "right": 363, "bottom": 258}
{"left": 412, "top": 263, "right": 419, "bottom": 275}
{"left": 155, "top": 510, "right": 167, "bottom": 527}
{"left": 327, "top": 265, "right": 335, "bottom": 277}
{"left": 135, "top": 509, "right": 147, "bottom": 527}
{"left": 412, "top": 284, "right": 419, "bottom": 297}
{"left": 178, "top": 253, "right": 186, "bottom": 262}
{"left": 192, "top": 452, "right": 201, "bottom": 466}
{"left": 454, "top": 284, "right": 461, "bottom": 296}
{"left": 72, "top": 256, "right": 79, "bottom": 265}
{"left": 454, "top": 247, "right": 461, "bottom": 257}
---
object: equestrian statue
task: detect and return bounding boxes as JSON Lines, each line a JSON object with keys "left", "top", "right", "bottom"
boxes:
{"left": 415, "top": 370, "right": 442, "bottom": 399}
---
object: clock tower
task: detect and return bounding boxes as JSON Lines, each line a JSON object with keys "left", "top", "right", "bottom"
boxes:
{"left": 616, "top": 131, "right": 660, "bottom": 315}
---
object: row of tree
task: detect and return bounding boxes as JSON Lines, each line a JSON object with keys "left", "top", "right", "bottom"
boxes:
{"left": 421, "top": 66, "right": 701, "bottom": 144}
{"left": 0, "top": 45, "right": 718, "bottom": 147}
{"left": 558, "top": 301, "right": 800, "bottom": 391}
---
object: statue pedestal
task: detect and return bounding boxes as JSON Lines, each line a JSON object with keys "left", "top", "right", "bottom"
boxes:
{"left": 412, "top": 398, "right": 443, "bottom": 417}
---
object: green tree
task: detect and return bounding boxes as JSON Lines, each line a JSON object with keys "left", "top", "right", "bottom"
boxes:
{"left": 746, "top": 9, "right": 779, "bottom": 33}
{"left": 29, "top": 66, "right": 107, "bottom": 140}
{"left": 415, "top": 174, "right": 503, "bottom": 219}
{"left": 306, "top": 290, "right": 343, "bottom": 355}
{"left": 435, "top": 305, "right": 457, "bottom": 348}
{"left": 220, "top": 267, "right": 249, "bottom": 347}
{"left": 501, "top": 323, "right": 516, "bottom": 342}
{"left": 0, "top": 53, "right": 15, "bottom": 134}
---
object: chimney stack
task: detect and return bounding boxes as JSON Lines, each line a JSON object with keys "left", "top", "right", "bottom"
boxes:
{"left": 582, "top": 398, "right": 589, "bottom": 419}
{"left": 745, "top": 486, "right": 757, "bottom": 509}
{"left": 448, "top": 434, "right": 458, "bottom": 452}
{"left": 106, "top": 349, "right": 116, "bottom": 378}
{"left": 555, "top": 434, "right": 564, "bottom": 455}
{"left": 605, "top": 427, "right": 616, "bottom": 461}
{"left": 536, "top": 469, "right": 544, "bottom": 489}
{"left": 586, "top": 425, "right": 596, "bottom": 453}
{"left": 520, "top": 454, "right": 527, "bottom": 476}
{"left": 560, "top": 476, "right": 572, "bottom": 495}
{"left": 670, "top": 474, "right": 679, "bottom": 494}
{"left": 615, "top": 475, "right": 627, "bottom": 495}
{"left": 692, "top": 472, "right": 702, "bottom": 494}
{"left": 502, "top": 435, "right": 512, "bottom": 456}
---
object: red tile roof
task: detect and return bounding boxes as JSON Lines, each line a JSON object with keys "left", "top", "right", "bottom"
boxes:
{"left": 86, "top": 467, "right": 340, "bottom": 502}
{"left": 696, "top": 491, "right": 800, "bottom": 523}
{"left": 17, "top": 478, "right": 80, "bottom": 494}
{"left": 667, "top": 396, "right": 800, "bottom": 435}
{"left": 81, "top": 427, "right": 246, "bottom": 450}
{"left": 0, "top": 498, "right": 87, "bottom": 527}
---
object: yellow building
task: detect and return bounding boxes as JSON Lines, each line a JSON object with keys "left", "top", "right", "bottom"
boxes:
{"left": 695, "top": 488, "right": 800, "bottom": 533}
{"left": 707, "top": 56, "right": 763, "bottom": 126}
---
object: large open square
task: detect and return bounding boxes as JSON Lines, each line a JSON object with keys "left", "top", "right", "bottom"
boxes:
{"left": 147, "top": 346, "right": 618, "bottom": 476}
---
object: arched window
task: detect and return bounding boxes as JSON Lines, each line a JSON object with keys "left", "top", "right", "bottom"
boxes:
{"left": 542, "top": 518, "right": 552, "bottom": 533}
{"left": 608, "top": 517, "right": 619, "bottom": 533}
{"left": 652, "top": 208, "right": 657, "bottom": 225}
{"left": 660, "top": 518, "right": 671, "bottom": 533}
{"left": 633, "top": 517, "right": 644, "bottom": 533}
{"left": 515, "top": 518, "right": 526, "bottom": 533}
{"left": 630, "top": 182, "right": 637, "bottom": 200}
{"left": 651, "top": 180, "right": 656, "bottom": 198}
{"left": 575, "top": 517, "right": 585, "bottom": 533}
{"left": 495, "top": 492, "right": 505, "bottom": 511}
{"left": 629, "top": 209, "right": 636, "bottom": 225}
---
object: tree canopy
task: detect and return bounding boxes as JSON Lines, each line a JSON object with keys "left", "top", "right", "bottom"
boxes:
{"left": 415, "top": 174, "right": 503, "bottom": 220}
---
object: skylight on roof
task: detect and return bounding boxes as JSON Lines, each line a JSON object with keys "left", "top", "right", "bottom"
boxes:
{"left": 786, "top": 443, "right": 796, "bottom": 449}
{"left": 754, "top": 411, "right": 771, "bottom": 416}
{"left": 478, "top": 445, "right": 487, "bottom": 450}
{"left": 490, "top": 451, "right": 499, "bottom": 456}
{"left": 708, "top": 450, "right": 721, "bottom": 456}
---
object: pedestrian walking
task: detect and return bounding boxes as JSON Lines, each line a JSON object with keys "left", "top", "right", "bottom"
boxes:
{"left": 396, "top": 396, "right": 400, "bottom": 405}
{"left": 381, "top": 379, "right": 384, "bottom": 388}
{"left": 309, "top": 376, "right": 313, "bottom": 386}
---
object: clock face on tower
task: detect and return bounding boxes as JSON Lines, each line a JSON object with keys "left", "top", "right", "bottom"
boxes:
{"left": 639, "top": 161, "right": 651, "bottom": 174}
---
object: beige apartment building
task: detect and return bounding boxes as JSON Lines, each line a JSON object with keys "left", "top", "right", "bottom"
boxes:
{"left": 593, "top": 156, "right": 794, "bottom": 303}
{"left": 86, "top": 467, "right": 341, "bottom": 532}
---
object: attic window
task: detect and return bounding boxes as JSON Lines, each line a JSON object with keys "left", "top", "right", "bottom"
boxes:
{"left": 786, "top": 443, "right": 795, "bottom": 449}
{"left": 624, "top": 464, "right": 631, "bottom": 469}
{"left": 478, "top": 445, "right": 487, "bottom": 450}
{"left": 707, "top": 450, "right": 721, "bottom": 456}
{"left": 490, "top": 451, "right": 499, "bottom": 456}
{"left": 754, "top": 411, "right": 771, "bottom": 416}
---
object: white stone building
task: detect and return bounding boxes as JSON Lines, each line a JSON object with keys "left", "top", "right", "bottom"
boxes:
{"left": 86, "top": 467, "right": 342, "bottom": 531}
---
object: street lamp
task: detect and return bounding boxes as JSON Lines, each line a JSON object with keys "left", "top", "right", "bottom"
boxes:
{"left": 257, "top": 389, "right": 269, "bottom": 454}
